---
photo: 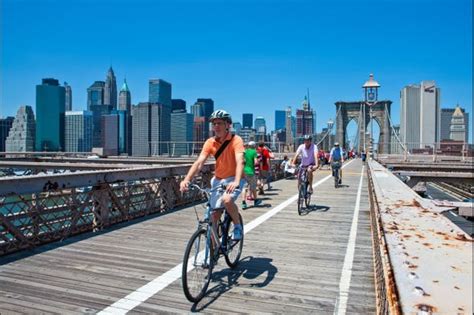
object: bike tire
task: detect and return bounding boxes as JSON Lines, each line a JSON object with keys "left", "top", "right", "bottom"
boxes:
{"left": 297, "top": 183, "right": 305, "bottom": 215}
{"left": 182, "top": 228, "right": 214, "bottom": 303}
{"left": 305, "top": 182, "right": 312, "bottom": 208}
{"left": 224, "top": 213, "right": 244, "bottom": 268}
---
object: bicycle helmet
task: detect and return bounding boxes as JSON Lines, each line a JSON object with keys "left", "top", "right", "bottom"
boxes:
{"left": 303, "top": 134, "right": 312, "bottom": 140}
{"left": 209, "top": 109, "right": 232, "bottom": 124}
{"left": 334, "top": 142, "right": 340, "bottom": 146}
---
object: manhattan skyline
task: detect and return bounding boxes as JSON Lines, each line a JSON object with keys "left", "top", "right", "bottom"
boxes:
{"left": 1, "top": 0, "right": 472, "bottom": 141}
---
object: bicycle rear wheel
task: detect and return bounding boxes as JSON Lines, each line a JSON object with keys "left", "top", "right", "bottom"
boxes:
{"left": 334, "top": 171, "right": 339, "bottom": 188}
{"left": 297, "top": 183, "right": 305, "bottom": 215}
{"left": 182, "top": 228, "right": 214, "bottom": 303}
{"left": 224, "top": 214, "right": 244, "bottom": 268}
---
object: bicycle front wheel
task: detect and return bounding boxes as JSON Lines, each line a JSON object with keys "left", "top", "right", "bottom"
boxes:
{"left": 305, "top": 182, "right": 312, "bottom": 208}
{"left": 224, "top": 214, "right": 244, "bottom": 268}
{"left": 297, "top": 184, "right": 305, "bottom": 215}
{"left": 182, "top": 228, "right": 214, "bottom": 303}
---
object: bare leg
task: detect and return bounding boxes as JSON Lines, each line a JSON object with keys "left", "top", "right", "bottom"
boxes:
{"left": 222, "top": 194, "right": 241, "bottom": 225}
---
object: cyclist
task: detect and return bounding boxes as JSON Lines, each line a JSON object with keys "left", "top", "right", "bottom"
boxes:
{"left": 329, "top": 142, "right": 344, "bottom": 185}
{"left": 291, "top": 134, "right": 319, "bottom": 193}
{"left": 180, "top": 109, "right": 245, "bottom": 240}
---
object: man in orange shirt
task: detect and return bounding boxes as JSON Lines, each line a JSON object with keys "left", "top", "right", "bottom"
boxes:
{"left": 180, "top": 109, "right": 245, "bottom": 240}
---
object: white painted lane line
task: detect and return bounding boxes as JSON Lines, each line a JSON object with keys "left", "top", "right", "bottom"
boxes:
{"left": 99, "top": 159, "right": 356, "bottom": 314}
{"left": 336, "top": 165, "right": 365, "bottom": 315}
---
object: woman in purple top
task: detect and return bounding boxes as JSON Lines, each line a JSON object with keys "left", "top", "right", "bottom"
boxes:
{"left": 291, "top": 135, "right": 319, "bottom": 193}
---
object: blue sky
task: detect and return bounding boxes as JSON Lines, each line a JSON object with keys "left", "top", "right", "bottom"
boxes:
{"left": 1, "top": 0, "right": 472, "bottom": 142}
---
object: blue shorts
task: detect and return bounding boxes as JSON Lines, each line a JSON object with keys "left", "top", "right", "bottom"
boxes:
{"left": 210, "top": 176, "right": 245, "bottom": 210}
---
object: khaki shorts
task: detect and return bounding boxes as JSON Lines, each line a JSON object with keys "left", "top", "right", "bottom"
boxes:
{"left": 245, "top": 174, "right": 257, "bottom": 190}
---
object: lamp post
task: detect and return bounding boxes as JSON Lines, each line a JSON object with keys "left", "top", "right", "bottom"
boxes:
{"left": 362, "top": 74, "right": 380, "bottom": 160}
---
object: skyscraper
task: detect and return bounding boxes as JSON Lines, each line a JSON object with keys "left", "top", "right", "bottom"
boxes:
{"left": 104, "top": 67, "right": 117, "bottom": 109}
{"left": 149, "top": 79, "right": 172, "bottom": 108}
{"left": 296, "top": 96, "right": 315, "bottom": 139}
{"left": 285, "top": 107, "right": 293, "bottom": 148}
{"left": 171, "top": 111, "right": 194, "bottom": 156}
{"left": 5, "top": 106, "right": 36, "bottom": 152}
{"left": 242, "top": 113, "right": 253, "bottom": 129}
{"left": 449, "top": 106, "right": 466, "bottom": 141}
{"left": 0, "top": 116, "right": 14, "bottom": 152}
{"left": 65, "top": 111, "right": 93, "bottom": 152}
{"left": 35, "top": 78, "right": 65, "bottom": 151}
{"left": 441, "top": 107, "right": 469, "bottom": 142}
{"left": 118, "top": 79, "right": 132, "bottom": 112}
{"left": 196, "top": 98, "right": 214, "bottom": 119}
{"left": 64, "top": 82, "right": 72, "bottom": 111}
{"left": 275, "top": 110, "right": 286, "bottom": 131}
{"left": 132, "top": 102, "right": 171, "bottom": 156}
{"left": 400, "top": 81, "right": 440, "bottom": 149}
{"left": 172, "top": 99, "right": 186, "bottom": 112}
{"left": 87, "top": 81, "right": 105, "bottom": 110}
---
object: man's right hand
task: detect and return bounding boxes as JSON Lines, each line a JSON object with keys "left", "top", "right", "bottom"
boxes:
{"left": 180, "top": 180, "right": 190, "bottom": 192}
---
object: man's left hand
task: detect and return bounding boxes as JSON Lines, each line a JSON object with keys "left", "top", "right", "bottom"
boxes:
{"left": 226, "top": 181, "right": 240, "bottom": 193}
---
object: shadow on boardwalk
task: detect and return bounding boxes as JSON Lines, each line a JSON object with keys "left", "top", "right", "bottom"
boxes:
{"left": 191, "top": 256, "right": 278, "bottom": 312}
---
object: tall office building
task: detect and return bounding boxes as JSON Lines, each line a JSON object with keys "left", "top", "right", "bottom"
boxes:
{"left": 172, "top": 99, "right": 186, "bottom": 112}
{"left": 5, "top": 105, "right": 36, "bottom": 152}
{"left": 440, "top": 107, "right": 469, "bottom": 142}
{"left": 101, "top": 114, "right": 119, "bottom": 155}
{"left": 285, "top": 107, "right": 294, "bottom": 147}
{"left": 171, "top": 111, "right": 194, "bottom": 156}
{"left": 87, "top": 81, "right": 105, "bottom": 110}
{"left": 65, "top": 111, "right": 93, "bottom": 152}
{"left": 64, "top": 82, "right": 72, "bottom": 111}
{"left": 104, "top": 67, "right": 117, "bottom": 109}
{"left": 132, "top": 102, "right": 171, "bottom": 156}
{"left": 35, "top": 78, "right": 65, "bottom": 151}
{"left": 0, "top": 116, "right": 14, "bottom": 152}
{"left": 90, "top": 104, "right": 113, "bottom": 147}
{"left": 232, "top": 122, "right": 242, "bottom": 135}
{"left": 449, "top": 106, "right": 466, "bottom": 141}
{"left": 242, "top": 113, "right": 253, "bottom": 129}
{"left": 196, "top": 98, "right": 214, "bottom": 119}
{"left": 113, "top": 110, "right": 132, "bottom": 155}
{"left": 296, "top": 96, "right": 315, "bottom": 139}
{"left": 191, "top": 98, "right": 214, "bottom": 140}
{"left": 149, "top": 79, "right": 172, "bottom": 108}
{"left": 400, "top": 81, "right": 440, "bottom": 149}
{"left": 118, "top": 79, "right": 132, "bottom": 112}
{"left": 275, "top": 110, "right": 286, "bottom": 131}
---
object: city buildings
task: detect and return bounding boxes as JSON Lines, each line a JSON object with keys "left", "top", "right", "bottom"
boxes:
{"left": 171, "top": 111, "right": 194, "bottom": 156}
{"left": 87, "top": 81, "right": 105, "bottom": 110}
{"left": 118, "top": 79, "right": 132, "bottom": 112}
{"left": 295, "top": 96, "right": 315, "bottom": 141}
{"left": 5, "top": 106, "right": 36, "bottom": 152}
{"left": 65, "top": 111, "right": 93, "bottom": 152}
{"left": 149, "top": 79, "right": 172, "bottom": 108}
{"left": 449, "top": 106, "right": 466, "bottom": 141}
{"left": 400, "top": 81, "right": 441, "bottom": 149}
{"left": 0, "top": 117, "right": 14, "bottom": 152}
{"left": 64, "top": 82, "right": 72, "bottom": 111}
{"left": 104, "top": 67, "right": 117, "bottom": 109}
{"left": 35, "top": 78, "right": 65, "bottom": 151}
{"left": 132, "top": 102, "right": 171, "bottom": 156}
{"left": 242, "top": 113, "right": 253, "bottom": 129}
{"left": 440, "top": 107, "right": 469, "bottom": 142}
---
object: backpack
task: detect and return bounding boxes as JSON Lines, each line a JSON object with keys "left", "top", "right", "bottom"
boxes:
{"left": 332, "top": 148, "right": 342, "bottom": 161}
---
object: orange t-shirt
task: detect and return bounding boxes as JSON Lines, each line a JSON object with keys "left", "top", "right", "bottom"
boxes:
{"left": 202, "top": 133, "right": 245, "bottom": 179}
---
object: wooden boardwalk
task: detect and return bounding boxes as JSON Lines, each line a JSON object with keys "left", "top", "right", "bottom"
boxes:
{"left": 0, "top": 159, "right": 376, "bottom": 314}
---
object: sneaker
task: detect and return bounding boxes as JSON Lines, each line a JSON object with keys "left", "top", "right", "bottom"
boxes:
{"left": 232, "top": 224, "right": 243, "bottom": 240}
{"left": 308, "top": 187, "right": 313, "bottom": 194}
{"left": 338, "top": 179, "right": 342, "bottom": 185}
{"left": 241, "top": 201, "right": 247, "bottom": 209}
{"left": 254, "top": 199, "right": 262, "bottom": 207}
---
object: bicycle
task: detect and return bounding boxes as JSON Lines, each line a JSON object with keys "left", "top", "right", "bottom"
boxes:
{"left": 297, "top": 165, "right": 313, "bottom": 215}
{"left": 331, "top": 161, "right": 342, "bottom": 188}
{"left": 181, "top": 183, "right": 244, "bottom": 303}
